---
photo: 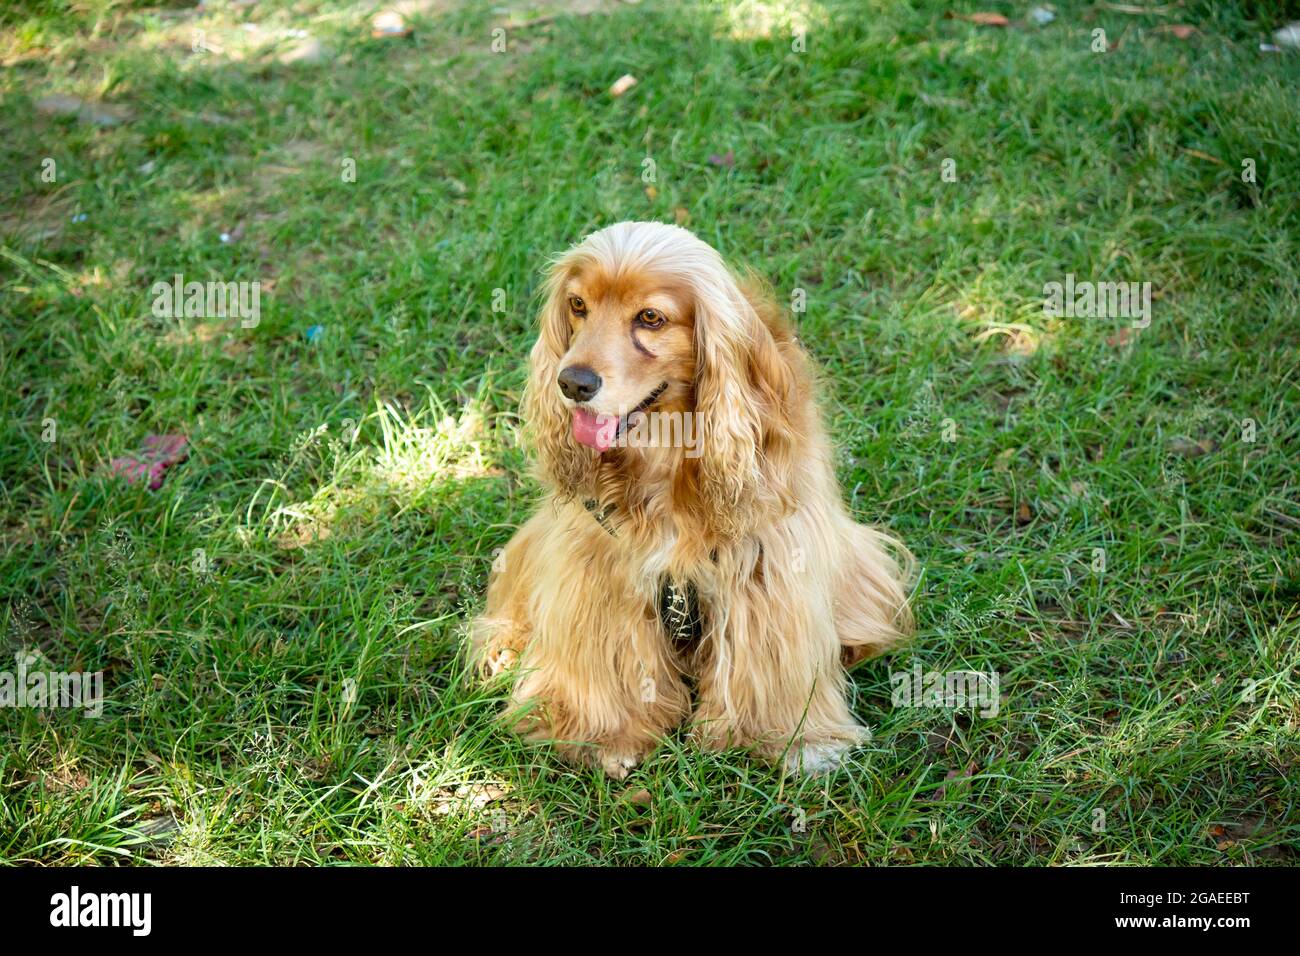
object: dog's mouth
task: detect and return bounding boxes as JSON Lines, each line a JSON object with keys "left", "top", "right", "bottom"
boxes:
{"left": 572, "top": 382, "right": 668, "bottom": 452}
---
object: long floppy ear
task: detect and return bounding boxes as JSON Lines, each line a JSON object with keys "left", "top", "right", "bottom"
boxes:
{"left": 521, "top": 260, "right": 599, "bottom": 495}
{"left": 688, "top": 263, "right": 802, "bottom": 539}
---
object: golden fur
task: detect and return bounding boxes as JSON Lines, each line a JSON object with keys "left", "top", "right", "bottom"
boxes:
{"left": 470, "top": 221, "right": 913, "bottom": 777}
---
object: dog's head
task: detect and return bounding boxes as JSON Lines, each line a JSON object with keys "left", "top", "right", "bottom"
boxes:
{"left": 524, "top": 221, "right": 801, "bottom": 537}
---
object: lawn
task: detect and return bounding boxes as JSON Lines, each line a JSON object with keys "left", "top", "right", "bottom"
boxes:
{"left": 1, "top": 0, "right": 1297, "bottom": 865}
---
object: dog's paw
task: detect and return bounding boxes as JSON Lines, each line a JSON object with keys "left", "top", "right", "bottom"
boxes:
{"left": 597, "top": 749, "right": 641, "bottom": 780}
{"left": 783, "top": 740, "right": 853, "bottom": 777}
{"left": 483, "top": 646, "right": 517, "bottom": 677}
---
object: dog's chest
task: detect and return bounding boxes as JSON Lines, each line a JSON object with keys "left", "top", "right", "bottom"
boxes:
{"left": 582, "top": 498, "right": 703, "bottom": 650}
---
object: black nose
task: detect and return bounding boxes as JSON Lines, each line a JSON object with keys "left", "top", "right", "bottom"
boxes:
{"left": 558, "top": 365, "right": 601, "bottom": 402}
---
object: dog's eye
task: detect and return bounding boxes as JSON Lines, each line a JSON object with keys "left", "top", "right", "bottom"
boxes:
{"left": 635, "top": 309, "right": 666, "bottom": 329}
{"left": 568, "top": 296, "right": 586, "bottom": 315}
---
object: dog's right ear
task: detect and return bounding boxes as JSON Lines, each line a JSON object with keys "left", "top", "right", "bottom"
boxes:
{"left": 687, "top": 261, "right": 801, "bottom": 540}
{"left": 522, "top": 260, "right": 599, "bottom": 494}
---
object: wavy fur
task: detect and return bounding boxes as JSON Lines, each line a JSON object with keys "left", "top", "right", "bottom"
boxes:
{"left": 472, "top": 221, "right": 913, "bottom": 777}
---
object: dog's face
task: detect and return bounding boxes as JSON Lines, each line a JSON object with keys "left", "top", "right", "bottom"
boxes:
{"left": 524, "top": 221, "right": 800, "bottom": 537}
{"left": 555, "top": 266, "right": 696, "bottom": 451}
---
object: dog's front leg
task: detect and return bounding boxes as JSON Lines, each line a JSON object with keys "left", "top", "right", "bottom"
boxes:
{"left": 506, "top": 545, "right": 691, "bottom": 779}
{"left": 690, "top": 538, "right": 868, "bottom": 776}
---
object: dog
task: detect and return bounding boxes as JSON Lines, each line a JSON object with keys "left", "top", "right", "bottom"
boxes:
{"left": 471, "top": 221, "right": 913, "bottom": 777}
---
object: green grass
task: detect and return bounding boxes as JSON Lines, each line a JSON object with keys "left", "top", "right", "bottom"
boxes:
{"left": 1, "top": 0, "right": 1298, "bottom": 865}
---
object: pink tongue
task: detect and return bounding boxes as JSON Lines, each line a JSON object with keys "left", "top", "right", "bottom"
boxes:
{"left": 572, "top": 408, "right": 618, "bottom": 451}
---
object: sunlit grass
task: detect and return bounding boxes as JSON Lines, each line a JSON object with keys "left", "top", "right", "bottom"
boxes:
{"left": 0, "top": 0, "right": 1297, "bottom": 865}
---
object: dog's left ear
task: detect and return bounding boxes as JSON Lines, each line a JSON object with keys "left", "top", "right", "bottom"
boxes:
{"left": 688, "top": 264, "right": 802, "bottom": 539}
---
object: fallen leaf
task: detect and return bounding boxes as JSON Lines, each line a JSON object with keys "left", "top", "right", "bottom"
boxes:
{"left": 110, "top": 434, "right": 190, "bottom": 491}
{"left": 1016, "top": 501, "right": 1033, "bottom": 525}
{"left": 644, "top": 185, "right": 657, "bottom": 201}
{"left": 609, "top": 74, "right": 637, "bottom": 97}
{"left": 707, "top": 150, "right": 735, "bottom": 168}
{"left": 1106, "top": 327, "right": 1134, "bottom": 347}
{"left": 621, "top": 788, "right": 653, "bottom": 806}
{"left": 673, "top": 206, "right": 690, "bottom": 225}
{"left": 467, "top": 826, "right": 508, "bottom": 844}
{"left": 947, "top": 11, "right": 1010, "bottom": 27}
{"left": 43, "top": 770, "right": 91, "bottom": 792}
{"left": 1157, "top": 24, "right": 1198, "bottom": 40}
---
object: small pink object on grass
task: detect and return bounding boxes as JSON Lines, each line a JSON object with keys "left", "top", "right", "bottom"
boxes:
{"left": 110, "top": 434, "right": 189, "bottom": 490}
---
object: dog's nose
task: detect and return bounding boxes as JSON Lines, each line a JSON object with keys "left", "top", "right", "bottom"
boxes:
{"left": 558, "top": 365, "right": 601, "bottom": 402}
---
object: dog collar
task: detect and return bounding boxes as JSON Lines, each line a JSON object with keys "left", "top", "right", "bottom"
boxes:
{"left": 583, "top": 499, "right": 702, "bottom": 649}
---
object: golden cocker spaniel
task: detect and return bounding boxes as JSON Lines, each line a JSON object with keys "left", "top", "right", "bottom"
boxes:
{"left": 472, "top": 221, "right": 913, "bottom": 777}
